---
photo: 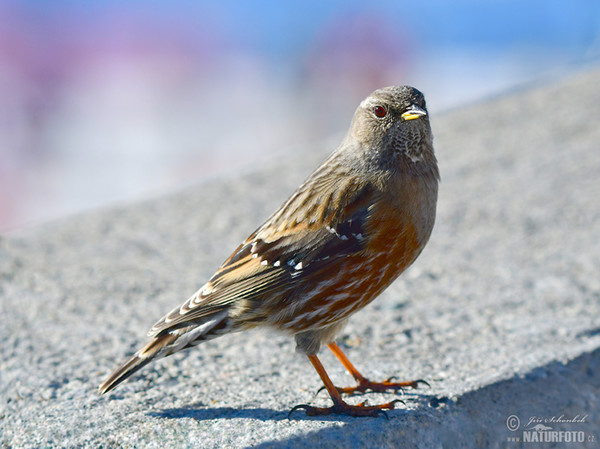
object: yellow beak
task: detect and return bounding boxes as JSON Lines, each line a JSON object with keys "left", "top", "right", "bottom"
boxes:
{"left": 401, "top": 105, "right": 427, "bottom": 121}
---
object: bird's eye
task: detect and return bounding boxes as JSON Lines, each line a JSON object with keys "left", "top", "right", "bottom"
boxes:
{"left": 373, "top": 105, "right": 387, "bottom": 118}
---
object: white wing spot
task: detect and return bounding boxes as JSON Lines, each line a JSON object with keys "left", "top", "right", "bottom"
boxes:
{"left": 294, "top": 261, "right": 303, "bottom": 270}
{"left": 261, "top": 260, "right": 268, "bottom": 266}
{"left": 273, "top": 260, "right": 281, "bottom": 267}
{"left": 252, "top": 253, "right": 259, "bottom": 259}
{"left": 340, "top": 235, "right": 348, "bottom": 241}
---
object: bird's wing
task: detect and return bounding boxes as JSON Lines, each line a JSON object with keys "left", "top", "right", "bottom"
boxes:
{"left": 148, "top": 174, "right": 380, "bottom": 338}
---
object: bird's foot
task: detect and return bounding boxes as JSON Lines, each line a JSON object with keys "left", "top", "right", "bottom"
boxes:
{"left": 289, "top": 398, "right": 403, "bottom": 419}
{"left": 336, "top": 376, "right": 430, "bottom": 395}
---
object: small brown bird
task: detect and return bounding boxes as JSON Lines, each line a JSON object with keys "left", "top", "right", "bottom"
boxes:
{"left": 99, "top": 86, "right": 439, "bottom": 417}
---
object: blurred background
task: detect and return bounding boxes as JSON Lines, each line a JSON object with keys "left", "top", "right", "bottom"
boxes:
{"left": 1, "top": 0, "right": 599, "bottom": 232}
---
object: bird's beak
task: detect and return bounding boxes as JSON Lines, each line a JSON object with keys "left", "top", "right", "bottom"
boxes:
{"left": 401, "top": 105, "right": 427, "bottom": 121}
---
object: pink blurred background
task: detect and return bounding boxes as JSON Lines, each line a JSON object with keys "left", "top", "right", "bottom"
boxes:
{"left": 1, "top": 1, "right": 598, "bottom": 232}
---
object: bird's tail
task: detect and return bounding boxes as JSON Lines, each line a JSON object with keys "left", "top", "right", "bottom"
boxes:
{"left": 98, "top": 332, "right": 178, "bottom": 394}
{"left": 98, "top": 310, "right": 232, "bottom": 395}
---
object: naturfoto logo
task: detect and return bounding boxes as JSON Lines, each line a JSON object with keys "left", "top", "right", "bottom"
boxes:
{"left": 505, "top": 414, "right": 593, "bottom": 444}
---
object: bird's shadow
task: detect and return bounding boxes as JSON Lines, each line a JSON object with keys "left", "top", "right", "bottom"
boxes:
{"left": 148, "top": 390, "right": 436, "bottom": 422}
{"left": 149, "top": 405, "right": 289, "bottom": 422}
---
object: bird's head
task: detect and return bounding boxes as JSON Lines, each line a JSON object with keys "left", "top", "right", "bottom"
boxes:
{"left": 346, "top": 85, "right": 434, "bottom": 169}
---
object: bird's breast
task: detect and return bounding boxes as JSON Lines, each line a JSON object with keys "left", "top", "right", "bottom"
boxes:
{"left": 348, "top": 171, "right": 438, "bottom": 306}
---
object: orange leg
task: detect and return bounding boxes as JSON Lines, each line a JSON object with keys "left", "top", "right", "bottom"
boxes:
{"left": 289, "top": 354, "right": 401, "bottom": 417}
{"left": 327, "top": 342, "right": 428, "bottom": 395}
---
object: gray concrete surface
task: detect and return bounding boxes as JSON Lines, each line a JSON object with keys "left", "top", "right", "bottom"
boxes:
{"left": 1, "top": 68, "right": 600, "bottom": 448}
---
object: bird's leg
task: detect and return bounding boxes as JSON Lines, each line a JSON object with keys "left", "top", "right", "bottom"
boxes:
{"left": 327, "top": 342, "right": 429, "bottom": 395}
{"left": 289, "top": 354, "right": 401, "bottom": 418}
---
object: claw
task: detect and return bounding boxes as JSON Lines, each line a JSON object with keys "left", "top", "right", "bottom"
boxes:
{"left": 415, "top": 379, "right": 431, "bottom": 389}
{"left": 288, "top": 403, "right": 313, "bottom": 419}
{"left": 315, "top": 385, "right": 327, "bottom": 397}
{"left": 389, "top": 398, "right": 406, "bottom": 408}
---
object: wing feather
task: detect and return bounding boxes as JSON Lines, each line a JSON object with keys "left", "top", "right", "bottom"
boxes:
{"left": 149, "top": 174, "right": 380, "bottom": 337}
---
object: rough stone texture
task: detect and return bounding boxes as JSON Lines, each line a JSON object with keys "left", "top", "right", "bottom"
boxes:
{"left": 1, "top": 68, "right": 600, "bottom": 448}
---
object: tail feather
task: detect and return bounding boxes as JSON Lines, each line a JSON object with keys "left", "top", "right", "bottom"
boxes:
{"left": 98, "top": 333, "right": 177, "bottom": 394}
{"left": 98, "top": 311, "right": 232, "bottom": 394}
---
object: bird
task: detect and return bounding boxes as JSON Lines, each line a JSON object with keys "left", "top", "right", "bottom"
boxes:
{"left": 98, "top": 85, "right": 439, "bottom": 417}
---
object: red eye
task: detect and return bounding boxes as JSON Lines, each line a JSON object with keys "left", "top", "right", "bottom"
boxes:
{"left": 373, "top": 105, "right": 387, "bottom": 118}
